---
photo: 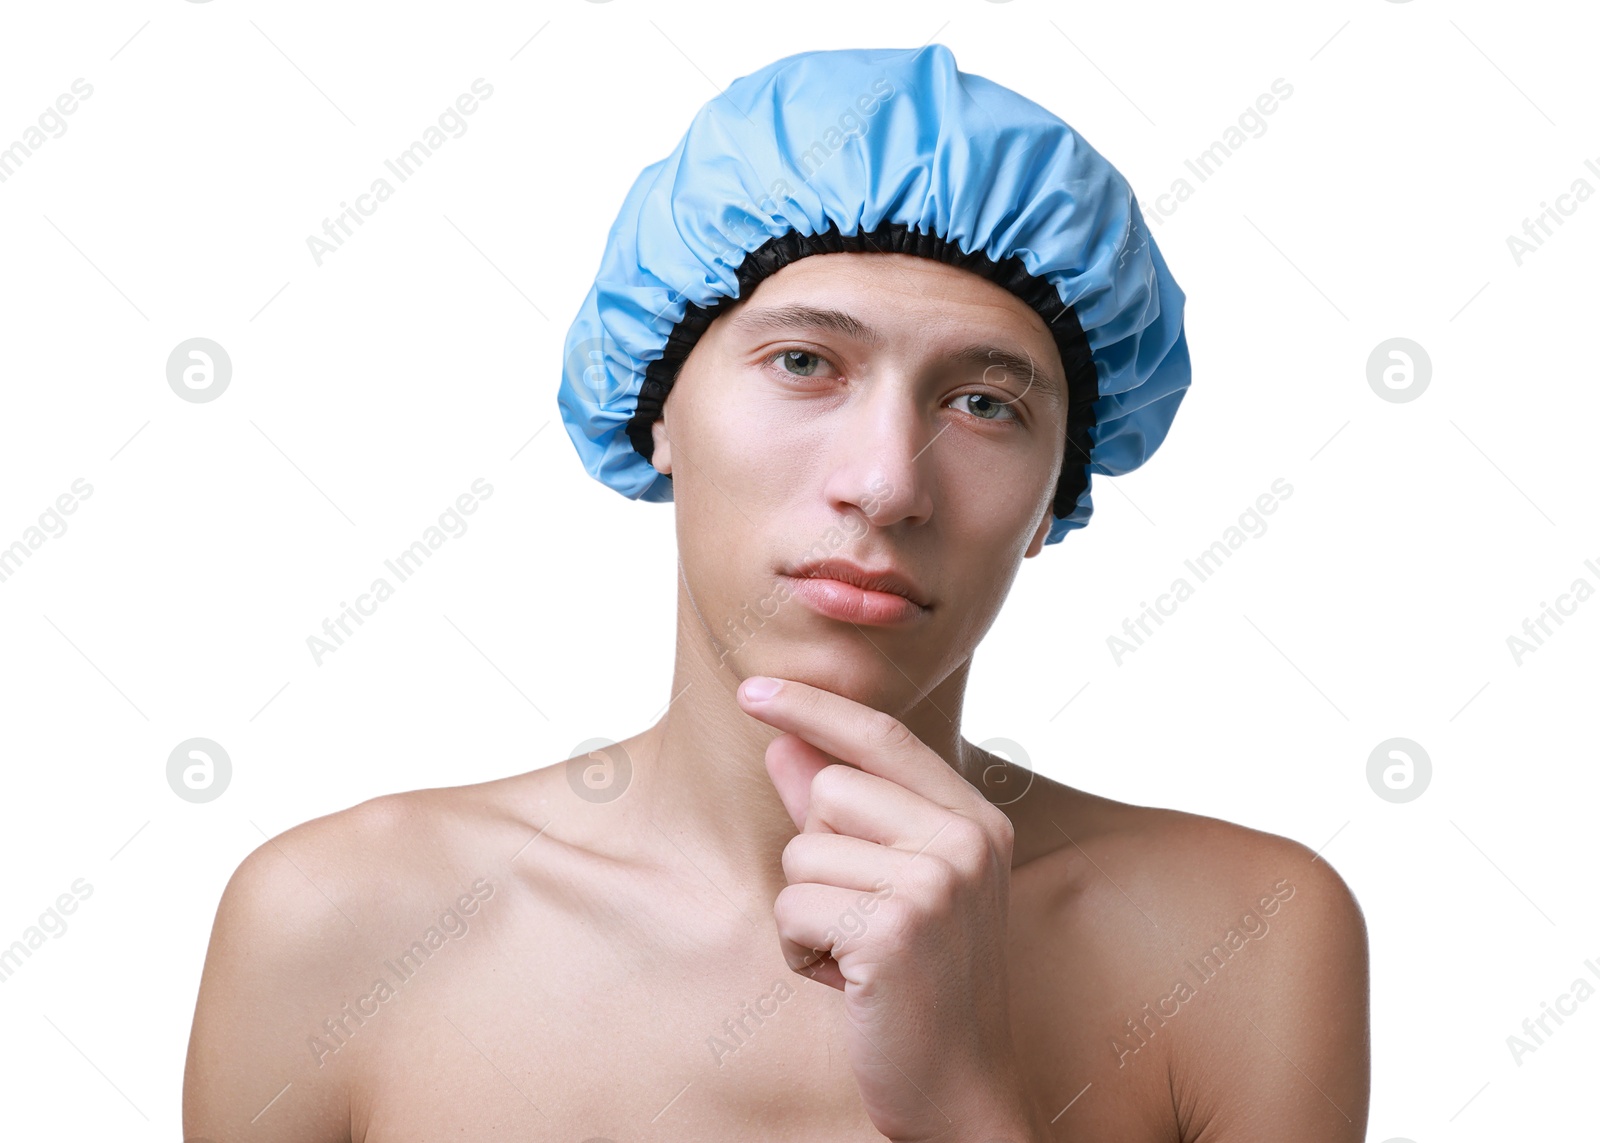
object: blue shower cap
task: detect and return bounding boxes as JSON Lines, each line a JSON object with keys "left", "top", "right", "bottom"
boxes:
{"left": 558, "top": 42, "right": 1191, "bottom": 545}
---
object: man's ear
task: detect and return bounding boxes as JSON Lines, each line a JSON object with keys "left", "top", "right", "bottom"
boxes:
{"left": 649, "top": 417, "right": 672, "bottom": 476}
{"left": 1024, "top": 507, "right": 1054, "bottom": 559}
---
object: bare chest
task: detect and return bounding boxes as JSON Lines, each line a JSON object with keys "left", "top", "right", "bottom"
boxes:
{"left": 345, "top": 864, "right": 1180, "bottom": 1142}
{"left": 349, "top": 941, "right": 885, "bottom": 1141}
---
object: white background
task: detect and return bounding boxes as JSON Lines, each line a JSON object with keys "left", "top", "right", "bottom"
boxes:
{"left": 0, "top": 1, "right": 1595, "bottom": 1138}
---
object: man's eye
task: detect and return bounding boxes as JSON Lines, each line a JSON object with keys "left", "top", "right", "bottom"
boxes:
{"left": 949, "top": 392, "right": 1020, "bottom": 423}
{"left": 771, "top": 349, "right": 829, "bottom": 377}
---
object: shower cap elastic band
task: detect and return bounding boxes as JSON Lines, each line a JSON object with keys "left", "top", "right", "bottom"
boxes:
{"left": 557, "top": 42, "right": 1191, "bottom": 545}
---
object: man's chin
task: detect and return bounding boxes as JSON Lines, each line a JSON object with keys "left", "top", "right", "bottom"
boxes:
{"left": 727, "top": 648, "right": 922, "bottom": 710}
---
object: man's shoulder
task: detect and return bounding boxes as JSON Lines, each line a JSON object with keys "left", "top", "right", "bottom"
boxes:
{"left": 221, "top": 770, "right": 557, "bottom": 926}
{"left": 1028, "top": 776, "right": 1364, "bottom": 935}
{"left": 1020, "top": 777, "right": 1369, "bottom": 1008}
{"left": 1151, "top": 801, "right": 1361, "bottom": 955}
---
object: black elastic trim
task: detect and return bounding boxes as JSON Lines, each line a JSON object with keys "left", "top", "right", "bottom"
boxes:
{"left": 625, "top": 220, "right": 1100, "bottom": 525}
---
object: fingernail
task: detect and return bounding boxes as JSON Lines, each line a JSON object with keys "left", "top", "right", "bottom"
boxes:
{"left": 741, "top": 676, "right": 781, "bottom": 702}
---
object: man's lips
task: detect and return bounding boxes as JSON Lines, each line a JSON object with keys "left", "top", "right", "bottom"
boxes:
{"left": 784, "top": 558, "right": 930, "bottom": 609}
{"left": 778, "top": 557, "right": 932, "bottom": 626}
{"left": 780, "top": 575, "right": 930, "bottom": 626}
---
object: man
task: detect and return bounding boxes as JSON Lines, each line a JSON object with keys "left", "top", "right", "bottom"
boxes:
{"left": 185, "top": 44, "right": 1368, "bottom": 1141}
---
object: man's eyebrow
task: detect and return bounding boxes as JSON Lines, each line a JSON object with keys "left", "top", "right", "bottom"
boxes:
{"left": 727, "top": 304, "right": 1067, "bottom": 408}
{"left": 728, "top": 304, "right": 884, "bottom": 345}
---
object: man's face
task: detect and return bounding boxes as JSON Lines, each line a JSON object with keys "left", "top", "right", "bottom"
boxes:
{"left": 650, "top": 251, "right": 1068, "bottom": 705}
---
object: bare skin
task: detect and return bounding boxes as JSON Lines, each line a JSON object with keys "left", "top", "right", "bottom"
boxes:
{"left": 184, "top": 253, "right": 1369, "bottom": 1141}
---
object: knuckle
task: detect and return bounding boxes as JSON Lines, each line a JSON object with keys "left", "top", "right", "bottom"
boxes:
{"left": 780, "top": 833, "right": 814, "bottom": 880}
{"left": 944, "top": 816, "right": 992, "bottom": 865}
{"left": 808, "top": 763, "right": 854, "bottom": 811}
{"left": 869, "top": 710, "right": 916, "bottom": 753}
{"left": 988, "top": 804, "right": 1017, "bottom": 841}
{"left": 771, "top": 883, "right": 804, "bottom": 925}
{"left": 990, "top": 813, "right": 1017, "bottom": 861}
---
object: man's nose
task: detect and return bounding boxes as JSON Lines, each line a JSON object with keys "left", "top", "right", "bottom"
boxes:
{"left": 819, "top": 384, "right": 937, "bottom": 530}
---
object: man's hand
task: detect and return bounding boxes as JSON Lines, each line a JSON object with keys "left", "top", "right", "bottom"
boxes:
{"left": 736, "top": 675, "right": 1048, "bottom": 1143}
